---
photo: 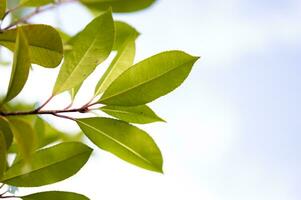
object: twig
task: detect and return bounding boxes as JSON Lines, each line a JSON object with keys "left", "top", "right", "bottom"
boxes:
{"left": 34, "top": 95, "right": 54, "bottom": 112}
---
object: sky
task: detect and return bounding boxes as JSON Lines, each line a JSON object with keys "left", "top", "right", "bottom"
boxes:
{"left": 0, "top": 0, "right": 300, "bottom": 199}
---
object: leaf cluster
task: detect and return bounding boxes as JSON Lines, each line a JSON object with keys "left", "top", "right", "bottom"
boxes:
{"left": 0, "top": 0, "right": 199, "bottom": 199}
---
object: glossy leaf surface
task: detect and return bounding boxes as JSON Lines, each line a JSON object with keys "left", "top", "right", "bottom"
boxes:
{"left": 99, "top": 51, "right": 199, "bottom": 106}
{"left": 77, "top": 117, "right": 163, "bottom": 172}
{"left": 53, "top": 10, "right": 114, "bottom": 94}
{"left": 1, "top": 142, "right": 92, "bottom": 187}
{"left": 22, "top": 191, "right": 89, "bottom": 200}
{"left": 4, "top": 28, "right": 31, "bottom": 103}
{"left": 0, "top": 24, "right": 63, "bottom": 68}
{"left": 100, "top": 105, "right": 164, "bottom": 124}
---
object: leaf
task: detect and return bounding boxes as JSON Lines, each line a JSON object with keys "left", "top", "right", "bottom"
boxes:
{"left": 0, "top": 130, "right": 7, "bottom": 179}
{"left": 99, "top": 51, "right": 199, "bottom": 106}
{"left": 0, "top": 24, "right": 63, "bottom": 68}
{"left": 0, "top": 117, "right": 13, "bottom": 149}
{"left": 52, "top": 9, "right": 114, "bottom": 95}
{"left": 4, "top": 27, "right": 31, "bottom": 103}
{"left": 95, "top": 30, "right": 138, "bottom": 95}
{"left": 100, "top": 105, "right": 165, "bottom": 124}
{"left": 0, "top": 0, "right": 6, "bottom": 19}
{"left": 1, "top": 142, "right": 93, "bottom": 187}
{"left": 19, "top": 0, "right": 54, "bottom": 7}
{"left": 77, "top": 117, "right": 163, "bottom": 172}
{"left": 113, "top": 21, "right": 139, "bottom": 50}
{"left": 80, "top": 0, "right": 156, "bottom": 13}
{"left": 22, "top": 191, "right": 89, "bottom": 200}
{"left": 8, "top": 118, "right": 36, "bottom": 161}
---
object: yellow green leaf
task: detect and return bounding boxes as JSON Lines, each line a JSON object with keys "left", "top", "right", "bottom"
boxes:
{"left": 22, "top": 191, "right": 89, "bottom": 200}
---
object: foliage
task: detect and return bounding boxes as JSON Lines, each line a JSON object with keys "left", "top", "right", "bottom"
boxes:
{"left": 0, "top": 0, "right": 199, "bottom": 199}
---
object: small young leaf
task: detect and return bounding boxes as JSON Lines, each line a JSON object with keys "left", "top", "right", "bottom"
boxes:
{"left": 8, "top": 118, "right": 36, "bottom": 161}
{"left": 0, "top": 117, "right": 13, "bottom": 149}
{"left": 99, "top": 51, "right": 199, "bottom": 106}
{"left": 0, "top": 130, "right": 7, "bottom": 179}
{"left": 0, "top": 24, "right": 63, "bottom": 68}
{"left": 1, "top": 142, "right": 92, "bottom": 187}
{"left": 19, "top": 0, "right": 54, "bottom": 7}
{"left": 100, "top": 105, "right": 165, "bottom": 124}
{"left": 4, "top": 27, "right": 31, "bottom": 103}
{"left": 95, "top": 32, "right": 138, "bottom": 95}
{"left": 53, "top": 9, "right": 114, "bottom": 95}
{"left": 22, "top": 191, "right": 89, "bottom": 200}
{"left": 77, "top": 117, "right": 163, "bottom": 173}
{"left": 0, "top": 0, "right": 6, "bottom": 19}
{"left": 80, "top": 0, "right": 156, "bottom": 13}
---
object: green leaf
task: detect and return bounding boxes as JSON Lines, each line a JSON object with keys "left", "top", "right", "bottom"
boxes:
{"left": 95, "top": 30, "right": 138, "bottom": 95}
{"left": 99, "top": 51, "right": 199, "bottom": 106}
{"left": 113, "top": 21, "right": 139, "bottom": 50}
{"left": 0, "top": 130, "right": 7, "bottom": 179}
{"left": 80, "top": 0, "right": 156, "bottom": 13}
{"left": 19, "top": 0, "right": 54, "bottom": 7}
{"left": 4, "top": 27, "right": 31, "bottom": 103}
{"left": 0, "top": 0, "right": 6, "bottom": 19}
{"left": 100, "top": 105, "right": 165, "bottom": 124}
{"left": 1, "top": 142, "right": 92, "bottom": 187}
{"left": 0, "top": 116, "right": 13, "bottom": 149}
{"left": 77, "top": 117, "right": 163, "bottom": 173}
{"left": 53, "top": 9, "right": 114, "bottom": 95}
{"left": 22, "top": 191, "right": 89, "bottom": 200}
{"left": 0, "top": 24, "right": 63, "bottom": 68}
{"left": 8, "top": 118, "right": 36, "bottom": 161}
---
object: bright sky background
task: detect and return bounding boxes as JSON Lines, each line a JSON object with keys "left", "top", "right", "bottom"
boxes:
{"left": 1, "top": 0, "right": 300, "bottom": 199}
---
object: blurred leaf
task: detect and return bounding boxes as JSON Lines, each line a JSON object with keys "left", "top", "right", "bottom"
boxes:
{"left": 19, "top": 0, "right": 54, "bottom": 7}
{"left": 53, "top": 9, "right": 114, "bottom": 95}
{"left": 77, "top": 117, "right": 163, "bottom": 172}
{"left": 0, "top": 0, "right": 6, "bottom": 19}
{"left": 22, "top": 191, "right": 89, "bottom": 200}
{"left": 99, "top": 51, "right": 199, "bottom": 106}
{"left": 0, "top": 24, "right": 63, "bottom": 68}
{"left": 113, "top": 21, "right": 139, "bottom": 50}
{"left": 100, "top": 105, "right": 165, "bottom": 124}
{"left": 0, "top": 117, "right": 13, "bottom": 149}
{"left": 95, "top": 29, "right": 138, "bottom": 95}
{"left": 0, "top": 130, "right": 7, "bottom": 179}
{"left": 4, "top": 27, "right": 31, "bottom": 103}
{"left": 1, "top": 142, "right": 93, "bottom": 187}
{"left": 80, "top": 0, "right": 156, "bottom": 13}
{"left": 8, "top": 118, "right": 36, "bottom": 161}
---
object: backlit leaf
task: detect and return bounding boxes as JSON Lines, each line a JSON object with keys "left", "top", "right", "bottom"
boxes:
{"left": 100, "top": 105, "right": 165, "bottom": 124}
{"left": 19, "top": 0, "right": 54, "bottom": 7}
{"left": 99, "top": 51, "right": 199, "bottom": 106}
{"left": 1, "top": 142, "right": 92, "bottom": 187}
{"left": 0, "top": 116, "right": 13, "bottom": 149}
{"left": 0, "top": 24, "right": 63, "bottom": 68}
{"left": 77, "top": 117, "right": 163, "bottom": 172}
{"left": 53, "top": 9, "right": 114, "bottom": 95}
{"left": 113, "top": 21, "right": 139, "bottom": 50}
{"left": 4, "top": 27, "right": 31, "bottom": 103}
{"left": 80, "top": 0, "right": 156, "bottom": 13}
{"left": 0, "top": 130, "right": 7, "bottom": 179}
{"left": 0, "top": 0, "right": 6, "bottom": 19}
{"left": 8, "top": 118, "right": 36, "bottom": 161}
{"left": 22, "top": 191, "right": 89, "bottom": 200}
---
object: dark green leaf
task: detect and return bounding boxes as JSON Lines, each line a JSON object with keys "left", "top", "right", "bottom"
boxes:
{"left": 4, "top": 27, "right": 31, "bottom": 103}
{"left": 100, "top": 105, "right": 165, "bottom": 124}
{"left": 0, "top": 116, "right": 13, "bottom": 149}
{"left": 77, "top": 117, "right": 163, "bottom": 173}
{"left": 53, "top": 9, "right": 114, "bottom": 95}
{"left": 0, "top": 24, "right": 63, "bottom": 68}
{"left": 1, "top": 142, "right": 93, "bottom": 187}
{"left": 99, "top": 51, "right": 199, "bottom": 106}
{"left": 80, "top": 0, "right": 156, "bottom": 13}
{"left": 22, "top": 191, "right": 89, "bottom": 200}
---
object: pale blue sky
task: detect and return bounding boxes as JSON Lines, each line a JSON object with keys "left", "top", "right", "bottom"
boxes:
{"left": 1, "top": 0, "right": 300, "bottom": 199}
